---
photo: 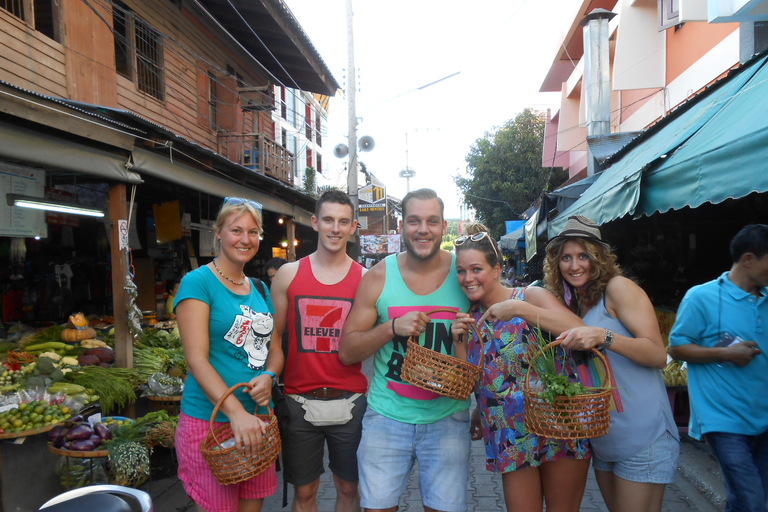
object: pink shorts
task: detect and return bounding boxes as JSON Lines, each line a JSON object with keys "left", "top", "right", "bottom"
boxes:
{"left": 175, "top": 412, "right": 277, "bottom": 512}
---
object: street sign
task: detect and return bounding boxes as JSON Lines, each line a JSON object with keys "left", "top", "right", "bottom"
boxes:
{"left": 399, "top": 169, "right": 416, "bottom": 178}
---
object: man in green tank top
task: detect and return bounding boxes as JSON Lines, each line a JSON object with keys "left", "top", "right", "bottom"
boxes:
{"left": 340, "top": 189, "right": 471, "bottom": 512}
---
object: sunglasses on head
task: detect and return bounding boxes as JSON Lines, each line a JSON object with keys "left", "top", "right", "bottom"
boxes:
{"left": 454, "top": 231, "right": 501, "bottom": 262}
{"left": 223, "top": 197, "right": 262, "bottom": 211}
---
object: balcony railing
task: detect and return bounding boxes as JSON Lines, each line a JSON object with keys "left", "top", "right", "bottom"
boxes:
{"left": 218, "top": 133, "right": 294, "bottom": 185}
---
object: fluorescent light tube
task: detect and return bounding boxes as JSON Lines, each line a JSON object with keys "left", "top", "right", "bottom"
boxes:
{"left": 7, "top": 193, "right": 105, "bottom": 218}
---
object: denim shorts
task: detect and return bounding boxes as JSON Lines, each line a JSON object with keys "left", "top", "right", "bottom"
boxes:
{"left": 357, "top": 407, "right": 470, "bottom": 512}
{"left": 592, "top": 430, "right": 680, "bottom": 484}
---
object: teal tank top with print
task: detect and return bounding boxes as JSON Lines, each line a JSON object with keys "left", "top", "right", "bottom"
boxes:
{"left": 369, "top": 253, "right": 470, "bottom": 424}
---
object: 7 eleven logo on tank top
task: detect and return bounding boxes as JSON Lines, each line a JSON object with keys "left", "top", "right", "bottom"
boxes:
{"left": 295, "top": 297, "right": 354, "bottom": 353}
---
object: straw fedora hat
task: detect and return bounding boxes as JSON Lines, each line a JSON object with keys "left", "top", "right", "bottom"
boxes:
{"left": 548, "top": 215, "right": 610, "bottom": 249}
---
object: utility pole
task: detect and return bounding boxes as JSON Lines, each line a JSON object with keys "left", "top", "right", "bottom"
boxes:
{"left": 346, "top": 0, "right": 360, "bottom": 259}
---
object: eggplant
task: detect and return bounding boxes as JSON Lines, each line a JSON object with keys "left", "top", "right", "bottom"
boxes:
{"left": 70, "top": 439, "right": 97, "bottom": 451}
{"left": 65, "top": 423, "right": 93, "bottom": 441}
{"left": 64, "top": 415, "right": 84, "bottom": 427}
{"left": 88, "top": 434, "right": 102, "bottom": 445}
{"left": 93, "top": 422, "right": 112, "bottom": 441}
{"left": 52, "top": 436, "right": 66, "bottom": 449}
{"left": 48, "top": 425, "right": 67, "bottom": 443}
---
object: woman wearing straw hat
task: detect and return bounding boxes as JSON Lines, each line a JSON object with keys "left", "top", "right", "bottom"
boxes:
{"left": 543, "top": 215, "right": 679, "bottom": 512}
{"left": 450, "top": 221, "right": 590, "bottom": 512}
{"left": 174, "top": 197, "right": 281, "bottom": 512}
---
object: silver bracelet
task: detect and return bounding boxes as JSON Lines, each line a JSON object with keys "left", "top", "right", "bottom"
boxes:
{"left": 603, "top": 328, "right": 614, "bottom": 350}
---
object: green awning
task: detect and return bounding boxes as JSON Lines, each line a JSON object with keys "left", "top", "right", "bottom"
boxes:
{"left": 549, "top": 53, "right": 768, "bottom": 236}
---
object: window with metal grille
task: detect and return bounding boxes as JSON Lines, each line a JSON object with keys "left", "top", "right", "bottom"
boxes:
{"left": 2, "top": 0, "right": 61, "bottom": 42}
{"left": 315, "top": 114, "right": 322, "bottom": 147}
{"left": 112, "top": 2, "right": 164, "bottom": 101}
{"left": 113, "top": 2, "right": 131, "bottom": 79}
{"left": 305, "top": 104, "right": 312, "bottom": 140}
{"left": 1, "top": 0, "right": 25, "bottom": 21}
{"left": 135, "top": 17, "right": 164, "bottom": 101}
{"left": 208, "top": 71, "right": 217, "bottom": 130}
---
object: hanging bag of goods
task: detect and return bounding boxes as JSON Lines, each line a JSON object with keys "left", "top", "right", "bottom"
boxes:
{"left": 401, "top": 308, "right": 485, "bottom": 400}
{"left": 200, "top": 382, "right": 281, "bottom": 485}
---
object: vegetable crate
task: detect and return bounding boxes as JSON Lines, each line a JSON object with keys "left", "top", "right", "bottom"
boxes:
{"left": 147, "top": 395, "right": 181, "bottom": 416}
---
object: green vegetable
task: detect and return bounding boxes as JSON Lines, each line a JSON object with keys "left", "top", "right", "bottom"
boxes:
{"left": 23, "top": 326, "right": 66, "bottom": 347}
{"left": 23, "top": 341, "right": 68, "bottom": 352}
{"left": 47, "top": 382, "right": 87, "bottom": 395}
{"left": 35, "top": 357, "right": 55, "bottom": 375}
{"left": 0, "top": 341, "right": 19, "bottom": 354}
{"left": 50, "top": 368, "right": 65, "bottom": 382}
{"left": 66, "top": 366, "right": 138, "bottom": 415}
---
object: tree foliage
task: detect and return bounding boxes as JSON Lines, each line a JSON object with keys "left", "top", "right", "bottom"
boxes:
{"left": 455, "top": 108, "right": 565, "bottom": 237}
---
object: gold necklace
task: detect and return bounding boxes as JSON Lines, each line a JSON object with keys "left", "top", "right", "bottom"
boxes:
{"left": 213, "top": 259, "right": 246, "bottom": 285}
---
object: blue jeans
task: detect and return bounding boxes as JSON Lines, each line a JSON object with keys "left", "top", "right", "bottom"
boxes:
{"left": 705, "top": 431, "right": 768, "bottom": 512}
{"left": 357, "top": 408, "right": 470, "bottom": 512}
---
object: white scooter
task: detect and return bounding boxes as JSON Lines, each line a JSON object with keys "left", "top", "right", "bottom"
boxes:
{"left": 38, "top": 484, "right": 153, "bottom": 512}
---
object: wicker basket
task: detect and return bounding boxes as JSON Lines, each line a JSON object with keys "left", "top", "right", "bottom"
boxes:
{"left": 147, "top": 395, "right": 182, "bottom": 415}
{"left": 200, "top": 383, "right": 281, "bottom": 485}
{"left": 401, "top": 308, "right": 484, "bottom": 400}
{"left": 523, "top": 340, "right": 612, "bottom": 440}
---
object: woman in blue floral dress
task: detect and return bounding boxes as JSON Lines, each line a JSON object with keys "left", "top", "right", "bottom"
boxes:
{"left": 451, "top": 222, "right": 590, "bottom": 512}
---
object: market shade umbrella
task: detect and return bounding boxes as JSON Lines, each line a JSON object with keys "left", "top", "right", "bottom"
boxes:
{"left": 499, "top": 226, "right": 525, "bottom": 251}
{"left": 548, "top": 52, "right": 768, "bottom": 236}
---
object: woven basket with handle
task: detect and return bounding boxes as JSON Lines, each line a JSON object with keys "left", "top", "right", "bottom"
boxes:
{"left": 401, "top": 308, "right": 484, "bottom": 400}
{"left": 200, "top": 382, "right": 280, "bottom": 485}
{"left": 523, "top": 340, "right": 612, "bottom": 440}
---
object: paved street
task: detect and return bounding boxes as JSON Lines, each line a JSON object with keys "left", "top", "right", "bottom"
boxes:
{"left": 147, "top": 431, "right": 724, "bottom": 511}
{"left": 255, "top": 433, "right": 722, "bottom": 512}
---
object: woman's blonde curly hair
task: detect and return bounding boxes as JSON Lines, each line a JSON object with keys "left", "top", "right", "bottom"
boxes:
{"left": 543, "top": 237, "right": 622, "bottom": 314}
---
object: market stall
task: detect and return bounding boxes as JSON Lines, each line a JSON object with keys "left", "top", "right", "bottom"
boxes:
{"left": 0, "top": 316, "right": 184, "bottom": 509}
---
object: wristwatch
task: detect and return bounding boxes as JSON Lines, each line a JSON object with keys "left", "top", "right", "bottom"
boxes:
{"left": 603, "top": 329, "right": 614, "bottom": 350}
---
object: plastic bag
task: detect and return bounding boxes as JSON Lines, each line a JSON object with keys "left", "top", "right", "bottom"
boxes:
{"left": 143, "top": 373, "right": 183, "bottom": 397}
{"left": 56, "top": 455, "right": 109, "bottom": 489}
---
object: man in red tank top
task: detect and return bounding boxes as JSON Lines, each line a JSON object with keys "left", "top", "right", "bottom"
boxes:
{"left": 269, "top": 189, "right": 367, "bottom": 512}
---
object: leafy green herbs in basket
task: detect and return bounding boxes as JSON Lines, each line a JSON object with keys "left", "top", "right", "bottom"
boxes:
{"left": 524, "top": 325, "right": 586, "bottom": 404}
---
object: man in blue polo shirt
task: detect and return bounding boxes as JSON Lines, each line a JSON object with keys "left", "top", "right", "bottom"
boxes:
{"left": 669, "top": 224, "right": 768, "bottom": 512}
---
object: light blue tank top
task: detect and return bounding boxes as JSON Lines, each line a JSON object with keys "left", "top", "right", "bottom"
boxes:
{"left": 583, "top": 296, "right": 679, "bottom": 461}
{"left": 368, "top": 253, "right": 470, "bottom": 424}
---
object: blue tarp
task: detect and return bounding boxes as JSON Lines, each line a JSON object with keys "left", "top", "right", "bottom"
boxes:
{"left": 505, "top": 220, "right": 527, "bottom": 235}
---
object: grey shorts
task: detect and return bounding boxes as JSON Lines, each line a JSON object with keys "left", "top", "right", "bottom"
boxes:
{"left": 592, "top": 431, "right": 680, "bottom": 484}
{"left": 281, "top": 393, "right": 366, "bottom": 486}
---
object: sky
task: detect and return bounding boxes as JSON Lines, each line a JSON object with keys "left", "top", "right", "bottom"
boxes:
{"left": 283, "top": 0, "right": 574, "bottom": 219}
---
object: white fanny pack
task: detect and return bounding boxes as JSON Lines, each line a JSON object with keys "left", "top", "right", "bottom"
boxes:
{"left": 287, "top": 393, "right": 362, "bottom": 427}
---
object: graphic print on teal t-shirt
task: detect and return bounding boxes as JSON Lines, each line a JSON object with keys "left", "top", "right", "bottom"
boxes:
{"left": 223, "top": 303, "right": 272, "bottom": 369}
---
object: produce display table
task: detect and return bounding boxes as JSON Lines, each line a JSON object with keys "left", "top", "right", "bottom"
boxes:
{"left": 0, "top": 423, "right": 54, "bottom": 439}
